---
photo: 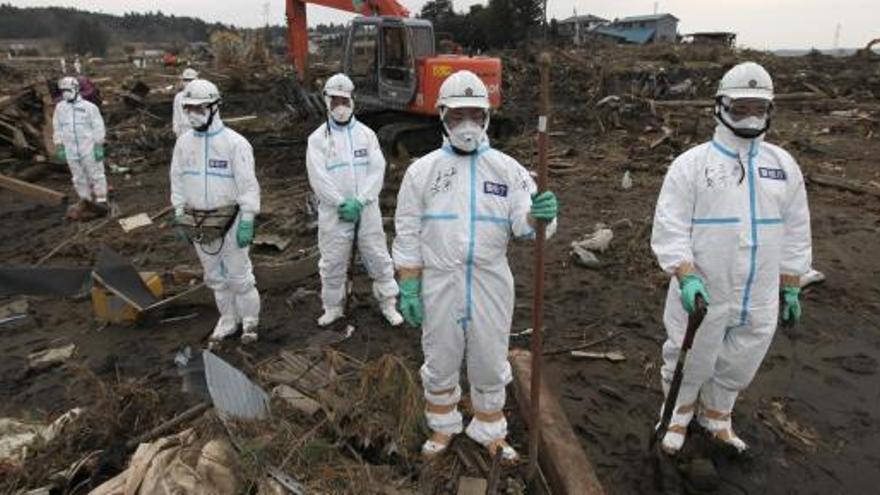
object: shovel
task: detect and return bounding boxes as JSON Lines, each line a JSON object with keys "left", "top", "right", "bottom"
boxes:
{"left": 650, "top": 294, "right": 707, "bottom": 451}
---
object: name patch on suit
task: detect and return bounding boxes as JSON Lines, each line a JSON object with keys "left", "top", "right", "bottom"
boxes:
{"left": 208, "top": 159, "right": 229, "bottom": 169}
{"left": 483, "top": 181, "right": 508, "bottom": 197}
{"left": 758, "top": 167, "right": 786, "bottom": 181}
{"left": 74, "top": 107, "right": 87, "bottom": 113}
{"left": 354, "top": 148, "right": 368, "bottom": 158}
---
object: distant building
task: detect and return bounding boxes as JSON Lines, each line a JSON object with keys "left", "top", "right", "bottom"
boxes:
{"left": 557, "top": 14, "right": 608, "bottom": 38}
{"left": 684, "top": 32, "right": 737, "bottom": 47}
{"left": 593, "top": 13, "right": 679, "bottom": 44}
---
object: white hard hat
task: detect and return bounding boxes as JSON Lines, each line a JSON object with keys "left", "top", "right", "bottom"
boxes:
{"left": 436, "top": 70, "right": 490, "bottom": 110}
{"left": 181, "top": 68, "right": 199, "bottom": 81}
{"left": 323, "top": 73, "right": 354, "bottom": 98}
{"left": 716, "top": 62, "right": 774, "bottom": 101}
{"left": 181, "top": 79, "right": 221, "bottom": 106}
{"left": 58, "top": 76, "right": 79, "bottom": 90}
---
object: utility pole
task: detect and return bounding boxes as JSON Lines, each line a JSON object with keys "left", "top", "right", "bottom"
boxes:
{"left": 834, "top": 23, "right": 842, "bottom": 55}
{"left": 654, "top": 2, "right": 659, "bottom": 15}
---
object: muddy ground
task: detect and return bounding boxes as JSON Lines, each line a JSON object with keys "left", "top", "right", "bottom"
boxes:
{"left": 1, "top": 46, "right": 879, "bottom": 494}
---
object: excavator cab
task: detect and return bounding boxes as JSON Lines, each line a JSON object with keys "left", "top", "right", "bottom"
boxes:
{"left": 344, "top": 17, "right": 435, "bottom": 110}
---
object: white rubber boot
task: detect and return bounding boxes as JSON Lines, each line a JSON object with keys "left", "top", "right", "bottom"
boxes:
{"left": 240, "top": 318, "right": 258, "bottom": 344}
{"left": 697, "top": 411, "right": 748, "bottom": 453}
{"left": 380, "top": 300, "right": 403, "bottom": 326}
{"left": 209, "top": 315, "right": 238, "bottom": 342}
{"left": 317, "top": 306, "right": 344, "bottom": 327}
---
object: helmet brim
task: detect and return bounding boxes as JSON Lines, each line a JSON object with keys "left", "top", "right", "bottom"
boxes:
{"left": 718, "top": 88, "right": 774, "bottom": 101}
{"left": 181, "top": 97, "right": 218, "bottom": 107}
{"left": 437, "top": 96, "right": 491, "bottom": 109}
{"left": 324, "top": 89, "right": 352, "bottom": 98}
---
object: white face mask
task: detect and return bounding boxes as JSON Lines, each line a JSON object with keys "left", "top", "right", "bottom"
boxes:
{"left": 62, "top": 89, "right": 76, "bottom": 102}
{"left": 331, "top": 104, "right": 353, "bottom": 123}
{"left": 447, "top": 119, "right": 485, "bottom": 153}
{"left": 186, "top": 110, "right": 210, "bottom": 129}
{"left": 733, "top": 115, "right": 767, "bottom": 132}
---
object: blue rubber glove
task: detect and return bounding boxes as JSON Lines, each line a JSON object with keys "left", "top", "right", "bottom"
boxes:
{"left": 781, "top": 285, "right": 801, "bottom": 325}
{"left": 338, "top": 198, "right": 364, "bottom": 222}
{"left": 56, "top": 146, "right": 66, "bottom": 161}
{"left": 237, "top": 219, "right": 255, "bottom": 248}
{"left": 679, "top": 274, "right": 710, "bottom": 315}
{"left": 399, "top": 278, "right": 423, "bottom": 327}
{"left": 530, "top": 191, "right": 558, "bottom": 222}
{"left": 173, "top": 214, "right": 189, "bottom": 243}
{"left": 93, "top": 144, "right": 104, "bottom": 162}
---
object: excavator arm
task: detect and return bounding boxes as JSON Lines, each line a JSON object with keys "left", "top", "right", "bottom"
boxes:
{"left": 285, "top": 0, "right": 410, "bottom": 80}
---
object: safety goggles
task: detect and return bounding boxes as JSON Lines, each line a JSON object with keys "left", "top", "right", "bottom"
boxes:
{"left": 442, "top": 107, "right": 488, "bottom": 129}
{"left": 724, "top": 98, "right": 772, "bottom": 120}
{"left": 183, "top": 104, "right": 210, "bottom": 115}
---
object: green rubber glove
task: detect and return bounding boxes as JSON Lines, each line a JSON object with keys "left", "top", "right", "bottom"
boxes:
{"left": 780, "top": 285, "right": 801, "bottom": 325}
{"left": 93, "top": 144, "right": 104, "bottom": 162}
{"left": 679, "top": 274, "right": 710, "bottom": 315}
{"left": 399, "top": 278, "right": 423, "bottom": 327}
{"left": 338, "top": 198, "right": 364, "bottom": 223}
{"left": 237, "top": 219, "right": 255, "bottom": 248}
{"left": 530, "top": 191, "right": 558, "bottom": 222}
{"left": 56, "top": 146, "right": 66, "bottom": 161}
{"left": 173, "top": 214, "right": 189, "bottom": 243}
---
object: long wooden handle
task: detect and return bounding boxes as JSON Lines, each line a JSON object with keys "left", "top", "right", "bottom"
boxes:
{"left": 528, "top": 51, "right": 552, "bottom": 481}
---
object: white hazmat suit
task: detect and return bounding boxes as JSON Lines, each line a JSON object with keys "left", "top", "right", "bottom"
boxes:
{"left": 306, "top": 118, "right": 399, "bottom": 318}
{"left": 393, "top": 138, "right": 557, "bottom": 447}
{"left": 651, "top": 121, "right": 812, "bottom": 449}
{"left": 170, "top": 113, "right": 261, "bottom": 338}
{"left": 52, "top": 94, "right": 107, "bottom": 202}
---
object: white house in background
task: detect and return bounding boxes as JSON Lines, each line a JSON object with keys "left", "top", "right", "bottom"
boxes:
{"left": 558, "top": 14, "right": 608, "bottom": 39}
{"left": 593, "top": 13, "right": 680, "bottom": 44}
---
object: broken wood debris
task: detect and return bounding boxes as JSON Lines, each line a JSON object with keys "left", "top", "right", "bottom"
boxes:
{"left": 509, "top": 349, "right": 606, "bottom": 495}
{"left": 0, "top": 172, "right": 66, "bottom": 205}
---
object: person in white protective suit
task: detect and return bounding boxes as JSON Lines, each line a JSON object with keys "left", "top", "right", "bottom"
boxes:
{"left": 392, "top": 70, "right": 559, "bottom": 461}
{"left": 651, "top": 62, "right": 812, "bottom": 455}
{"left": 305, "top": 73, "right": 403, "bottom": 327}
{"left": 170, "top": 79, "right": 261, "bottom": 344}
{"left": 52, "top": 76, "right": 108, "bottom": 219}
{"left": 172, "top": 67, "right": 200, "bottom": 137}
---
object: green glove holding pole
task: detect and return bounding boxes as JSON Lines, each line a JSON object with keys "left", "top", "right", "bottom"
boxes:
{"left": 338, "top": 198, "right": 364, "bottom": 222}
{"left": 680, "top": 274, "right": 710, "bottom": 315}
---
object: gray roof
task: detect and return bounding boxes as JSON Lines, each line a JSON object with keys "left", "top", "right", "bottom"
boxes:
{"left": 559, "top": 14, "right": 608, "bottom": 24}
{"left": 616, "top": 13, "right": 679, "bottom": 23}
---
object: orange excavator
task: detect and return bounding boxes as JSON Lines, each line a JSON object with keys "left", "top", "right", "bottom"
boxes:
{"left": 284, "top": 0, "right": 504, "bottom": 154}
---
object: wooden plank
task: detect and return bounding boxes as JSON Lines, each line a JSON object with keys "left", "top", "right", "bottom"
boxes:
{"left": 508, "top": 349, "right": 606, "bottom": 495}
{"left": 808, "top": 173, "right": 880, "bottom": 198}
{"left": 457, "top": 477, "right": 488, "bottom": 495}
{"left": 0, "top": 172, "right": 66, "bottom": 205}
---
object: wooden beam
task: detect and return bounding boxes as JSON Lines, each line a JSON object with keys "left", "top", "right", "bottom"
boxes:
{"left": 808, "top": 173, "right": 880, "bottom": 198}
{"left": 509, "top": 349, "right": 606, "bottom": 495}
{"left": 0, "top": 172, "right": 66, "bottom": 205}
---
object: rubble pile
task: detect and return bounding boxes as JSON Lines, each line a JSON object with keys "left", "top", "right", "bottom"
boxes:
{"left": 1, "top": 39, "right": 879, "bottom": 495}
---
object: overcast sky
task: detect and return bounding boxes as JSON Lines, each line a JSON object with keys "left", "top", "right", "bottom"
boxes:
{"left": 8, "top": 1, "right": 879, "bottom": 49}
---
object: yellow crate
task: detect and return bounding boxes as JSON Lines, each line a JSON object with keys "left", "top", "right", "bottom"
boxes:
{"left": 91, "top": 272, "right": 163, "bottom": 324}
